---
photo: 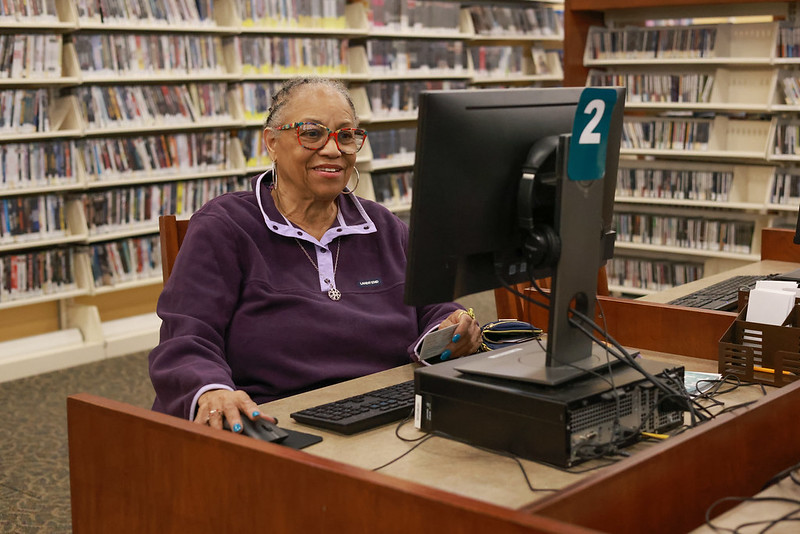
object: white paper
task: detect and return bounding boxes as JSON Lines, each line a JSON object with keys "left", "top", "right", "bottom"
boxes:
{"left": 745, "top": 288, "right": 795, "bottom": 326}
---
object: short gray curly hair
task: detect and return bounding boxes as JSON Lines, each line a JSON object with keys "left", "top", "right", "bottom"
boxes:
{"left": 263, "top": 77, "right": 358, "bottom": 130}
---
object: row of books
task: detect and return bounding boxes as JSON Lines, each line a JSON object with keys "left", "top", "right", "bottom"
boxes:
{"left": 240, "top": 0, "right": 347, "bottom": 28}
{"left": 238, "top": 128, "right": 269, "bottom": 168}
{"left": 363, "top": 0, "right": 459, "bottom": 32}
{"left": 588, "top": 70, "right": 714, "bottom": 105}
{"left": 777, "top": 23, "right": 800, "bottom": 59}
{"left": 88, "top": 235, "right": 161, "bottom": 288}
{"left": 240, "top": 36, "right": 348, "bottom": 75}
{"left": 0, "top": 0, "right": 57, "bottom": 20}
{"left": 470, "top": 46, "right": 525, "bottom": 77}
{"left": 614, "top": 212, "right": 755, "bottom": 254}
{"left": 371, "top": 169, "right": 411, "bottom": 207}
{"left": 780, "top": 73, "right": 800, "bottom": 106}
{"left": 0, "top": 141, "right": 80, "bottom": 190}
{"left": 467, "top": 4, "right": 562, "bottom": 38}
{"left": 0, "top": 34, "right": 61, "bottom": 80}
{"left": 773, "top": 123, "right": 800, "bottom": 156}
{"left": 586, "top": 25, "right": 718, "bottom": 61}
{"left": 67, "top": 34, "right": 557, "bottom": 79}
{"left": 0, "top": 247, "right": 76, "bottom": 302}
{"left": 368, "top": 126, "right": 416, "bottom": 160}
{"left": 81, "top": 176, "right": 249, "bottom": 234}
{"left": 81, "top": 131, "right": 230, "bottom": 181}
{"left": 238, "top": 81, "right": 279, "bottom": 122}
{"left": 73, "top": 33, "right": 226, "bottom": 77}
{"left": 621, "top": 119, "right": 711, "bottom": 151}
{"left": 615, "top": 167, "right": 734, "bottom": 201}
{"left": 0, "top": 89, "right": 50, "bottom": 134}
{"left": 607, "top": 256, "right": 704, "bottom": 292}
{"left": 365, "top": 39, "right": 466, "bottom": 73}
{"left": 78, "top": 0, "right": 211, "bottom": 25}
{"left": 770, "top": 171, "right": 800, "bottom": 204}
{"left": 76, "top": 83, "right": 231, "bottom": 130}
{"left": 364, "top": 79, "right": 467, "bottom": 118}
{"left": 1, "top": 194, "right": 67, "bottom": 244}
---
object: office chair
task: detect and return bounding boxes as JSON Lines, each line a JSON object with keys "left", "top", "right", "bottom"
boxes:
{"left": 158, "top": 215, "right": 190, "bottom": 283}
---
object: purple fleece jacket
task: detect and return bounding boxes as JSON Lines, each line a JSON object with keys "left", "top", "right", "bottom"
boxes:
{"left": 149, "top": 171, "right": 460, "bottom": 419}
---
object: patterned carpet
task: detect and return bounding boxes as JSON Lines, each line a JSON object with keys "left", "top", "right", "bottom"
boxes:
{"left": 0, "top": 351, "right": 155, "bottom": 533}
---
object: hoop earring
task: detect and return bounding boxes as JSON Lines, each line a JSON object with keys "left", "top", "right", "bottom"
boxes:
{"left": 271, "top": 160, "right": 278, "bottom": 190}
{"left": 343, "top": 166, "right": 359, "bottom": 195}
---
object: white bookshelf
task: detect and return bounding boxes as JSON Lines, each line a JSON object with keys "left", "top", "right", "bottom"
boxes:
{"left": 0, "top": 0, "right": 566, "bottom": 381}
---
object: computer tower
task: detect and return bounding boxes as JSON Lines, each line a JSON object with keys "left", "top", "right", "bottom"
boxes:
{"left": 414, "top": 353, "right": 685, "bottom": 468}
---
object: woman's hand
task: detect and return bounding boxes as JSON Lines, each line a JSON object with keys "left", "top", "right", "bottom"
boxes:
{"left": 436, "top": 308, "right": 482, "bottom": 361}
{"left": 194, "top": 389, "right": 277, "bottom": 433}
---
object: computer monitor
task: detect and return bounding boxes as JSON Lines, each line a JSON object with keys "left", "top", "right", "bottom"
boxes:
{"left": 404, "top": 86, "right": 626, "bottom": 385}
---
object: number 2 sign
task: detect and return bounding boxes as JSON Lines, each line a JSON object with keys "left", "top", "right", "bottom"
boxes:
{"left": 567, "top": 87, "right": 619, "bottom": 182}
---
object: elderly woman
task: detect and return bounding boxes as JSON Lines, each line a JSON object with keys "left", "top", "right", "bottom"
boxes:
{"left": 149, "top": 77, "right": 481, "bottom": 433}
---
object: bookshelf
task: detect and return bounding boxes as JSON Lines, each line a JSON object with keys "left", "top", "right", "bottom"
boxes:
{"left": 564, "top": 0, "right": 800, "bottom": 297}
{"left": 0, "top": 0, "right": 565, "bottom": 381}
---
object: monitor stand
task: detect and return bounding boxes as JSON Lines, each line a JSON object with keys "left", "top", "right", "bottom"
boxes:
{"left": 457, "top": 135, "right": 625, "bottom": 386}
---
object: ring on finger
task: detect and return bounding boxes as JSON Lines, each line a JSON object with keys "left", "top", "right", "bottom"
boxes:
{"left": 208, "top": 409, "right": 221, "bottom": 417}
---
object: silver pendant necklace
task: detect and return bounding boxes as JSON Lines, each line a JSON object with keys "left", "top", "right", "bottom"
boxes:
{"left": 294, "top": 238, "right": 342, "bottom": 301}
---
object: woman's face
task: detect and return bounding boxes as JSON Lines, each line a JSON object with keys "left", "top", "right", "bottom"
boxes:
{"left": 265, "top": 85, "right": 358, "bottom": 202}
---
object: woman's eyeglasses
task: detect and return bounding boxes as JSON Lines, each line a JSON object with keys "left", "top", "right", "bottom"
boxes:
{"left": 277, "top": 122, "right": 368, "bottom": 154}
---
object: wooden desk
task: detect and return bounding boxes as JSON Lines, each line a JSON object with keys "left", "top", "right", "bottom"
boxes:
{"left": 69, "top": 355, "right": 800, "bottom": 534}
{"left": 256, "top": 353, "right": 757, "bottom": 510}
{"left": 68, "top": 230, "right": 800, "bottom": 533}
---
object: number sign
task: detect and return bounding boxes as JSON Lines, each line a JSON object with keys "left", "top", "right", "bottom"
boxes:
{"left": 567, "top": 88, "right": 618, "bottom": 181}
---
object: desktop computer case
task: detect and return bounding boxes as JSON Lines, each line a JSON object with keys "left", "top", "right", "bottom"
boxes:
{"left": 414, "top": 355, "right": 684, "bottom": 468}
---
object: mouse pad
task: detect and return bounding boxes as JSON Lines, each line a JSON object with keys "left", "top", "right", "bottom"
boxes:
{"left": 279, "top": 427, "right": 323, "bottom": 450}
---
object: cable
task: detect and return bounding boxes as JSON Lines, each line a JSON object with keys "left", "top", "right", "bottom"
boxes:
{"left": 497, "top": 273, "right": 711, "bottom": 459}
{"left": 371, "top": 434, "right": 435, "bottom": 472}
{"left": 393, "top": 409, "right": 428, "bottom": 443}
{"left": 704, "top": 496, "right": 800, "bottom": 533}
{"left": 513, "top": 274, "right": 709, "bottom": 422}
{"left": 432, "top": 431, "right": 561, "bottom": 493}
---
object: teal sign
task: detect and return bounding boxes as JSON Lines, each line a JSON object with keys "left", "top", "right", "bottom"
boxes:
{"left": 568, "top": 88, "right": 618, "bottom": 181}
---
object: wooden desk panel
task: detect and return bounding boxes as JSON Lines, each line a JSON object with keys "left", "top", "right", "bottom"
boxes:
{"left": 526, "top": 379, "right": 800, "bottom": 534}
{"left": 67, "top": 393, "right": 594, "bottom": 534}
{"left": 69, "top": 354, "right": 794, "bottom": 533}
{"left": 496, "top": 289, "right": 736, "bottom": 361}
{"left": 494, "top": 228, "right": 800, "bottom": 361}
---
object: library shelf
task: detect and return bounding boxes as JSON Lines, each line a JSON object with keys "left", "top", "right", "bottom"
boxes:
{"left": 0, "top": 0, "right": 567, "bottom": 381}
{"left": 570, "top": 3, "right": 800, "bottom": 294}
{"left": 0, "top": 183, "right": 84, "bottom": 197}
{"left": 90, "top": 276, "right": 163, "bottom": 296}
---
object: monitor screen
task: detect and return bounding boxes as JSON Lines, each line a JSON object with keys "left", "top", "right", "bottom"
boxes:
{"left": 404, "top": 86, "right": 625, "bottom": 306}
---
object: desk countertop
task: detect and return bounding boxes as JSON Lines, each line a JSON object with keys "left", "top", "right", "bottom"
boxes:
{"left": 261, "top": 353, "right": 771, "bottom": 512}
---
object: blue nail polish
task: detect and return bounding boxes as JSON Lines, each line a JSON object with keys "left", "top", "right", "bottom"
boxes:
{"left": 452, "top": 334, "right": 461, "bottom": 343}
{"left": 233, "top": 423, "right": 242, "bottom": 433}
{"left": 252, "top": 411, "right": 260, "bottom": 417}
{"left": 440, "top": 349, "right": 452, "bottom": 361}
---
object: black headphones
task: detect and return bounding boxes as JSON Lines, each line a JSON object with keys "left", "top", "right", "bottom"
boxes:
{"left": 517, "top": 135, "right": 562, "bottom": 270}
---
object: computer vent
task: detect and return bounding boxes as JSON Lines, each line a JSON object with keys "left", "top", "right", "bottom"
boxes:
{"left": 571, "top": 392, "right": 634, "bottom": 433}
{"left": 570, "top": 386, "right": 681, "bottom": 434}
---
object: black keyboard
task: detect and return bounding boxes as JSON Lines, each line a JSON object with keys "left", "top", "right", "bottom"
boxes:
{"left": 290, "top": 380, "right": 416, "bottom": 435}
{"left": 668, "top": 274, "right": 774, "bottom": 311}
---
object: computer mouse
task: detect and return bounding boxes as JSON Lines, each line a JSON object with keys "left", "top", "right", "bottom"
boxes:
{"left": 223, "top": 413, "right": 289, "bottom": 443}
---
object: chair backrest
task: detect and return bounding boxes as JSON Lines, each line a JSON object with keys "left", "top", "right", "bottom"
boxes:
{"left": 158, "top": 215, "right": 190, "bottom": 283}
